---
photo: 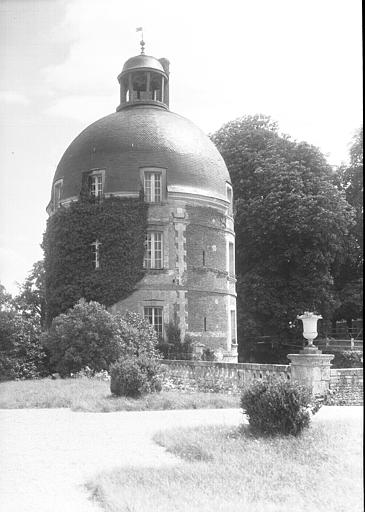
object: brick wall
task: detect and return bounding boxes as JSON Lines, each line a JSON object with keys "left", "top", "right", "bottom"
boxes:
{"left": 329, "top": 368, "right": 363, "bottom": 405}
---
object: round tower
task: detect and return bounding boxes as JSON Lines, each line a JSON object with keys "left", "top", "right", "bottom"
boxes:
{"left": 47, "top": 46, "right": 237, "bottom": 361}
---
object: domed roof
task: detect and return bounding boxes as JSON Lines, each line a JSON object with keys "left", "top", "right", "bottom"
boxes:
{"left": 121, "top": 54, "right": 165, "bottom": 74}
{"left": 53, "top": 105, "right": 230, "bottom": 201}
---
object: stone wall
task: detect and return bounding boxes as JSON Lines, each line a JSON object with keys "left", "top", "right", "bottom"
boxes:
{"left": 329, "top": 368, "right": 363, "bottom": 405}
{"left": 161, "top": 360, "right": 363, "bottom": 405}
{"left": 161, "top": 360, "right": 290, "bottom": 394}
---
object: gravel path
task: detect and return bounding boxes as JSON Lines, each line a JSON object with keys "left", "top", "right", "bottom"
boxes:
{"left": 0, "top": 406, "right": 361, "bottom": 512}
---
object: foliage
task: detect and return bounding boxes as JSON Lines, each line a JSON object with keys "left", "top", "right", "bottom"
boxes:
{"left": 158, "top": 322, "right": 194, "bottom": 360}
{"left": 332, "top": 127, "right": 363, "bottom": 324}
{"left": 211, "top": 115, "right": 355, "bottom": 351}
{"left": 324, "top": 350, "right": 363, "bottom": 369}
{"left": 14, "top": 260, "right": 46, "bottom": 328}
{"left": 110, "top": 355, "right": 162, "bottom": 397}
{"left": 42, "top": 196, "right": 148, "bottom": 324}
{"left": 240, "top": 379, "right": 319, "bottom": 436}
{"left": 201, "top": 347, "right": 217, "bottom": 361}
{"left": 41, "top": 300, "right": 124, "bottom": 377}
{"left": 0, "top": 283, "right": 47, "bottom": 380}
{"left": 116, "top": 311, "right": 161, "bottom": 360}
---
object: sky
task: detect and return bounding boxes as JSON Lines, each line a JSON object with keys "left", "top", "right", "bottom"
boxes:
{"left": 0, "top": 0, "right": 362, "bottom": 294}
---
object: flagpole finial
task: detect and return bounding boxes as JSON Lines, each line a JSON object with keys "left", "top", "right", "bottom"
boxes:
{"left": 136, "top": 27, "right": 145, "bottom": 54}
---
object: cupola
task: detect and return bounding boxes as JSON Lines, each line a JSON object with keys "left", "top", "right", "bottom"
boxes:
{"left": 116, "top": 40, "right": 170, "bottom": 111}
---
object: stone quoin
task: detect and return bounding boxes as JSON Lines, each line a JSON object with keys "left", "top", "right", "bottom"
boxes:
{"left": 47, "top": 44, "right": 237, "bottom": 362}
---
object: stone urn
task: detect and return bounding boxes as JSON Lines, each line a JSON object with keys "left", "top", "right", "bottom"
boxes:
{"left": 297, "top": 312, "right": 322, "bottom": 352}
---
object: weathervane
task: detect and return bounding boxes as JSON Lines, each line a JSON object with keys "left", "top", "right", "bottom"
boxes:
{"left": 136, "top": 27, "right": 145, "bottom": 55}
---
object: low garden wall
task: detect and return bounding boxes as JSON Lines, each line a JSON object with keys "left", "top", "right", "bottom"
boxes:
{"left": 161, "top": 360, "right": 363, "bottom": 405}
{"left": 329, "top": 368, "right": 363, "bottom": 405}
{"left": 161, "top": 360, "right": 290, "bottom": 394}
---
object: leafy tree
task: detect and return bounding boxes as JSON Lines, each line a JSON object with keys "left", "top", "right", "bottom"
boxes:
{"left": 211, "top": 115, "right": 355, "bottom": 352}
{"left": 14, "top": 260, "right": 46, "bottom": 328}
{"left": 332, "top": 127, "right": 363, "bottom": 327}
{"left": 0, "top": 282, "right": 47, "bottom": 380}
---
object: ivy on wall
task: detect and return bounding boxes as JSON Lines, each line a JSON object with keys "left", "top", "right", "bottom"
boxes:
{"left": 42, "top": 196, "right": 148, "bottom": 324}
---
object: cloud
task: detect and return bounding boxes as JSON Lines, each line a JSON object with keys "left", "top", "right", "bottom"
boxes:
{"left": 0, "top": 91, "right": 29, "bottom": 105}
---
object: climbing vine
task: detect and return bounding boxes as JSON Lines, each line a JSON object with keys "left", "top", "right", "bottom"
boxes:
{"left": 42, "top": 196, "right": 148, "bottom": 324}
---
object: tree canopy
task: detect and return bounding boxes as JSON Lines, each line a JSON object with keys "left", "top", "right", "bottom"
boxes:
{"left": 211, "top": 115, "right": 356, "bottom": 349}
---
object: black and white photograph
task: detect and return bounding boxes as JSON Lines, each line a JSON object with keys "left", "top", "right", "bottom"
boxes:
{"left": 0, "top": 1, "right": 363, "bottom": 511}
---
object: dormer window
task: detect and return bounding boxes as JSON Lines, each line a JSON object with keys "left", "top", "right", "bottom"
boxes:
{"left": 141, "top": 168, "right": 166, "bottom": 203}
{"left": 53, "top": 179, "right": 63, "bottom": 210}
{"left": 88, "top": 170, "right": 104, "bottom": 198}
{"left": 144, "top": 172, "right": 161, "bottom": 202}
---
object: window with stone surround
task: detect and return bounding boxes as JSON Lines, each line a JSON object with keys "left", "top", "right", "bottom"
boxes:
{"left": 144, "top": 232, "right": 163, "bottom": 269}
{"left": 53, "top": 179, "right": 63, "bottom": 209}
{"left": 144, "top": 172, "right": 161, "bottom": 202}
{"left": 226, "top": 182, "right": 233, "bottom": 215}
{"left": 229, "top": 241, "right": 235, "bottom": 275}
{"left": 88, "top": 170, "right": 104, "bottom": 197}
{"left": 144, "top": 306, "right": 163, "bottom": 337}
{"left": 230, "top": 309, "right": 237, "bottom": 345}
{"left": 91, "top": 240, "right": 101, "bottom": 269}
{"left": 141, "top": 168, "right": 166, "bottom": 202}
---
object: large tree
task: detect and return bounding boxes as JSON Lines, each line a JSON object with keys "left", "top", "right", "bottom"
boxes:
{"left": 332, "top": 127, "right": 363, "bottom": 327}
{"left": 14, "top": 260, "right": 46, "bottom": 328}
{"left": 211, "top": 115, "right": 355, "bottom": 352}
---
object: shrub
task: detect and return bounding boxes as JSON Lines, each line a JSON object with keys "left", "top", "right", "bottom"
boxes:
{"left": 42, "top": 299, "right": 124, "bottom": 377}
{"left": 201, "top": 347, "right": 216, "bottom": 361}
{"left": 162, "top": 322, "right": 195, "bottom": 360}
{"left": 110, "top": 356, "right": 162, "bottom": 397}
{"left": 324, "top": 350, "right": 363, "bottom": 368}
{"left": 240, "top": 380, "right": 318, "bottom": 436}
{"left": 116, "top": 311, "right": 161, "bottom": 360}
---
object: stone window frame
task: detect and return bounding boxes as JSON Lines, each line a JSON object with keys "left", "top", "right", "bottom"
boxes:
{"left": 230, "top": 309, "right": 237, "bottom": 346}
{"left": 144, "top": 305, "right": 164, "bottom": 338}
{"left": 228, "top": 241, "right": 235, "bottom": 276}
{"left": 91, "top": 240, "right": 101, "bottom": 270}
{"left": 140, "top": 167, "right": 167, "bottom": 203}
{"left": 88, "top": 169, "right": 105, "bottom": 198}
{"left": 143, "top": 231, "right": 164, "bottom": 269}
{"left": 226, "top": 182, "right": 233, "bottom": 216}
{"left": 53, "top": 179, "right": 63, "bottom": 210}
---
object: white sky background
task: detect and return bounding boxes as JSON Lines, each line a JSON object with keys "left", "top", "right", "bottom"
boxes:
{"left": 0, "top": 0, "right": 362, "bottom": 294}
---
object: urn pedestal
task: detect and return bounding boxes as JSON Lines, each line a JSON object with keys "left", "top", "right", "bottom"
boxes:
{"left": 287, "top": 348, "right": 334, "bottom": 396}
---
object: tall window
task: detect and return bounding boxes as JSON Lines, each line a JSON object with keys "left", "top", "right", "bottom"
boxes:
{"left": 144, "top": 232, "right": 163, "bottom": 269}
{"left": 229, "top": 242, "right": 235, "bottom": 275}
{"left": 144, "top": 306, "right": 163, "bottom": 337}
{"left": 91, "top": 240, "right": 101, "bottom": 269}
{"left": 89, "top": 173, "right": 103, "bottom": 197}
{"left": 226, "top": 183, "right": 233, "bottom": 215}
{"left": 53, "top": 180, "right": 63, "bottom": 209}
{"left": 230, "top": 310, "right": 237, "bottom": 345}
{"left": 144, "top": 172, "right": 161, "bottom": 202}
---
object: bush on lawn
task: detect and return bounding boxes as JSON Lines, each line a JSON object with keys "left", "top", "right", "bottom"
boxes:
{"left": 241, "top": 380, "right": 319, "bottom": 436}
{"left": 110, "top": 356, "right": 162, "bottom": 397}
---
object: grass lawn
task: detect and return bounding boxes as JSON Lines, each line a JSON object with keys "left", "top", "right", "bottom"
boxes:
{"left": 87, "top": 416, "right": 363, "bottom": 512}
{"left": 0, "top": 377, "right": 239, "bottom": 412}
